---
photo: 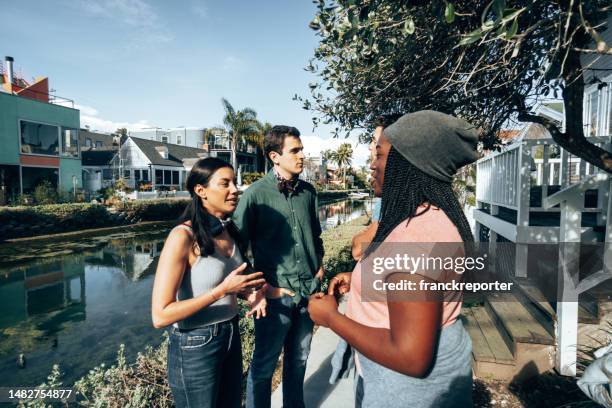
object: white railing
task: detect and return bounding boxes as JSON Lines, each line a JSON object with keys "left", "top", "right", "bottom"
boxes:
{"left": 543, "top": 173, "right": 612, "bottom": 376}
{"left": 476, "top": 144, "right": 521, "bottom": 209}
{"left": 476, "top": 135, "right": 611, "bottom": 212}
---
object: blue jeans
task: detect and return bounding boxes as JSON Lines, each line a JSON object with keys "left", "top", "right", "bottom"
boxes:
{"left": 246, "top": 295, "right": 314, "bottom": 408}
{"left": 167, "top": 316, "right": 242, "bottom": 408}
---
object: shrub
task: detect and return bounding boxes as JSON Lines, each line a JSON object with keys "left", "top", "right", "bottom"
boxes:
{"left": 0, "top": 203, "right": 115, "bottom": 240}
{"left": 117, "top": 199, "right": 189, "bottom": 222}
{"left": 99, "top": 186, "right": 116, "bottom": 200}
{"left": 115, "top": 178, "right": 128, "bottom": 192}
{"left": 33, "top": 180, "right": 58, "bottom": 205}
{"left": 74, "top": 342, "right": 173, "bottom": 408}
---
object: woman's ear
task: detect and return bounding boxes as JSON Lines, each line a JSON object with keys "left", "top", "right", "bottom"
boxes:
{"left": 194, "top": 184, "right": 207, "bottom": 200}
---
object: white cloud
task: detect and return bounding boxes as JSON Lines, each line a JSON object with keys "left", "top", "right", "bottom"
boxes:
{"left": 66, "top": 103, "right": 152, "bottom": 133}
{"left": 300, "top": 135, "right": 370, "bottom": 169}
{"left": 75, "top": 104, "right": 99, "bottom": 117}
{"left": 81, "top": 115, "right": 152, "bottom": 134}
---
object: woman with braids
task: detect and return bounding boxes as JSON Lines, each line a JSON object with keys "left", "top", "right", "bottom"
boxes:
{"left": 309, "top": 111, "right": 479, "bottom": 407}
{"left": 151, "top": 158, "right": 266, "bottom": 408}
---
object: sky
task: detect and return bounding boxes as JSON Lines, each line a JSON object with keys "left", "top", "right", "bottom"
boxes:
{"left": 0, "top": 0, "right": 370, "bottom": 167}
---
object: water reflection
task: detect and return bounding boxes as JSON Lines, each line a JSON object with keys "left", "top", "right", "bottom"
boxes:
{"left": 0, "top": 233, "right": 167, "bottom": 387}
{"left": 319, "top": 198, "right": 372, "bottom": 230}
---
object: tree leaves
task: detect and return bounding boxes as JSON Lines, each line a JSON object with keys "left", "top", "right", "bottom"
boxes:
{"left": 445, "top": 2, "right": 455, "bottom": 24}
{"left": 403, "top": 18, "right": 416, "bottom": 35}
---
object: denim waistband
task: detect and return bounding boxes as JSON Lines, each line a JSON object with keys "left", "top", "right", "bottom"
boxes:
{"left": 171, "top": 314, "right": 238, "bottom": 335}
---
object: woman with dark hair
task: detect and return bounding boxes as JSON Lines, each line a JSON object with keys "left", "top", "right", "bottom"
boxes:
{"left": 152, "top": 157, "right": 266, "bottom": 408}
{"left": 309, "top": 111, "right": 479, "bottom": 407}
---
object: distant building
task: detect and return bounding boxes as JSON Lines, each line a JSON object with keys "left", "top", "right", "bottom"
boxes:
{"left": 129, "top": 127, "right": 206, "bottom": 149}
{"left": 79, "top": 129, "right": 120, "bottom": 150}
{"left": 302, "top": 155, "right": 327, "bottom": 184}
{"left": 129, "top": 126, "right": 262, "bottom": 173}
{"left": 0, "top": 56, "right": 82, "bottom": 204}
{"left": 108, "top": 136, "right": 211, "bottom": 191}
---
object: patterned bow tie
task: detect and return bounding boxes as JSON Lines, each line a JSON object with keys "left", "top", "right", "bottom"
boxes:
{"left": 275, "top": 171, "right": 298, "bottom": 195}
{"left": 278, "top": 179, "right": 297, "bottom": 194}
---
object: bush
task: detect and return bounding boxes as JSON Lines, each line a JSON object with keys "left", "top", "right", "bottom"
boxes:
{"left": 33, "top": 180, "right": 58, "bottom": 205}
{"left": 99, "top": 186, "right": 116, "bottom": 200}
{"left": 0, "top": 203, "right": 121, "bottom": 240}
{"left": 117, "top": 199, "right": 189, "bottom": 222}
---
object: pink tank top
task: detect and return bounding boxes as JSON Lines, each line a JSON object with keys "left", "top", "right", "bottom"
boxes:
{"left": 345, "top": 207, "right": 464, "bottom": 372}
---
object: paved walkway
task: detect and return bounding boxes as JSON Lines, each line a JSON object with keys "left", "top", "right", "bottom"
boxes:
{"left": 271, "top": 303, "right": 355, "bottom": 408}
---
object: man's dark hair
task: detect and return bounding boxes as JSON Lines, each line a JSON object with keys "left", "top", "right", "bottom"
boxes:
{"left": 374, "top": 113, "right": 403, "bottom": 129}
{"left": 366, "top": 147, "right": 473, "bottom": 256}
{"left": 264, "top": 125, "right": 301, "bottom": 162}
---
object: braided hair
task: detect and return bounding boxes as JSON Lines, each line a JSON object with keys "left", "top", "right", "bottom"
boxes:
{"left": 368, "top": 147, "right": 473, "bottom": 254}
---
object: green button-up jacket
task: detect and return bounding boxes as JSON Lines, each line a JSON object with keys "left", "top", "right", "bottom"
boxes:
{"left": 233, "top": 171, "right": 324, "bottom": 303}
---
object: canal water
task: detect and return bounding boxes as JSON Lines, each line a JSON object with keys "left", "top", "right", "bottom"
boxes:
{"left": 0, "top": 198, "right": 371, "bottom": 387}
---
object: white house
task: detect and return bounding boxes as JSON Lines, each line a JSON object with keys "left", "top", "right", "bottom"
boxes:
{"left": 470, "top": 15, "right": 612, "bottom": 382}
{"left": 110, "top": 137, "right": 210, "bottom": 191}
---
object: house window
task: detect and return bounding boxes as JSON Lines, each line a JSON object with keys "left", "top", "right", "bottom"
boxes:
{"left": 586, "top": 91, "right": 599, "bottom": 136}
{"left": 162, "top": 136, "right": 168, "bottom": 143}
{"left": 124, "top": 170, "right": 131, "bottom": 179}
{"left": 95, "top": 141, "right": 104, "bottom": 148}
{"left": 177, "top": 135, "right": 182, "bottom": 145}
{"left": 61, "top": 127, "right": 79, "bottom": 158}
{"left": 608, "top": 87, "right": 612, "bottom": 136}
{"left": 85, "top": 138, "right": 92, "bottom": 147}
{"left": 172, "top": 171, "right": 179, "bottom": 185}
{"left": 102, "top": 169, "right": 113, "bottom": 180}
{"left": 134, "top": 170, "right": 141, "bottom": 181}
{"left": 164, "top": 170, "right": 171, "bottom": 184}
{"left": 20, "top": 121, "right": 59, "bottom": 155}
{"left": 156, "top": 170, "right": 163, "bottom": 185}
{"left": 142, "top": 170, "right": 149, "bottom": 181}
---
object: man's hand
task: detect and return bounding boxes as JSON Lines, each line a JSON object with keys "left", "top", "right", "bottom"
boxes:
{"left": 265, "top": 285, "right": 295, "bottom": 299}
{"left": 308, "top": 293, "right": 339, "bottom": 328}
{"left": 328, "top": 272, "right": 351, "bottom": 296}
{"left": 315, "top": 265, "right": 325, "bottom": 281}
{"left": 246, "top": 286, "right": 267, "bottom": 319}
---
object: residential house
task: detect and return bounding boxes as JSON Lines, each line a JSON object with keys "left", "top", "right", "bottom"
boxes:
{"left": 79, "top": 129, "right": 119, "bottom": 150}
{"left": 470, "top": 14, "right": 611, "bottom": 381}
{"left": 80, "top": 130, "right": 120, "bottom": 193}
{"left": 0, "top": 56, "right": 81, "bottom": 205}
{"left": 109, "top": 136, "right": 210, "bottom": 191}
{"left": 301, "top": 155, "right": 328, "bottom": 184}
{"left": 130, "top": 126, "right": 263, "bottom": 173}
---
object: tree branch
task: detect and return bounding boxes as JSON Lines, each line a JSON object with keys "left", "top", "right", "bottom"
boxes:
{"left": 518, "top": 112, "right": 612, "bottom": 174}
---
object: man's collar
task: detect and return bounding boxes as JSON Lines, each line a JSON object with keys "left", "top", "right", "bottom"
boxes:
{"left": 271, "top": 168, "right": 301, "bottom": 194}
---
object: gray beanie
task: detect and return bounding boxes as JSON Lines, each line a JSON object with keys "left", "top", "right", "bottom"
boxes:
{"left": 382, "top": 110, "right": 479, "bottom": 183}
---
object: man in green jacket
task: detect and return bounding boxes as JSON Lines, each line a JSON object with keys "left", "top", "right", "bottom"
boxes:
{"left": 234, "top": 125, "right": 324, "bottom": 408}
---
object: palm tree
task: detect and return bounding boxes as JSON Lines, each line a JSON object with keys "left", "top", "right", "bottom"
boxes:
{"left": 255, "top": 121, "right": 273, "bottom": 172}
{"left": 333, "top": 143, "right": 353, "bottom": 189}
{"left": 221, "top": 98, "right": 259, "bottom": 170}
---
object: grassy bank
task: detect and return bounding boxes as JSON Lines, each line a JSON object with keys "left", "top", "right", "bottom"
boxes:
{"left": 21, "top": 216, "right": 370, "bottom": 407}
{"left": 0, "top": 200, "right": 189, "bottom": 241}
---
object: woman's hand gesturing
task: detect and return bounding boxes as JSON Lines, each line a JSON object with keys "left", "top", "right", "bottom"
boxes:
{"left": 218, "top": 263, "right": 265, "bottom": 296}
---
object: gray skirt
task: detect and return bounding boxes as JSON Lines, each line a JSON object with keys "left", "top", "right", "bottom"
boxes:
{"left": 356, "top": 319, "right": 473, "bottom": 408}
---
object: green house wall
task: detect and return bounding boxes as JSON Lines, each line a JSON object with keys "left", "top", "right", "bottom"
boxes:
{"left": 0, "top": 92, "right": 82, "bottom": 191}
